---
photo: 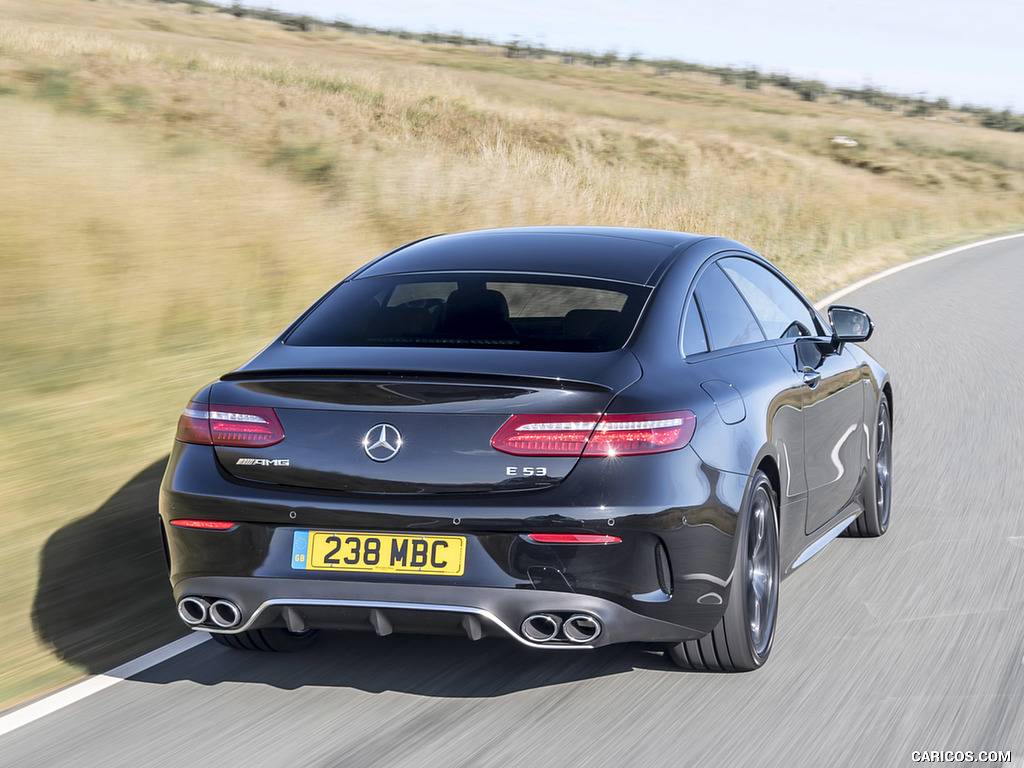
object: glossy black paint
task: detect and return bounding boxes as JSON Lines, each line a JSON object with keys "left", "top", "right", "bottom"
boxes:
{"left": 159, "top": 226, "right": 891, "bottom": 661}
{"left": 349, "top": 227, "right": 704, "bottom": 283}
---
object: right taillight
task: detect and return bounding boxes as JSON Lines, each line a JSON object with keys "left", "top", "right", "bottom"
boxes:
{"left": 491, "top": 410, "right": 695, "bottom": 457}
{"left": 583, "top": 411, "right": 696, "bottom": 457}
{"left": 175, "top": 402, "right": 285, "bottom": 447}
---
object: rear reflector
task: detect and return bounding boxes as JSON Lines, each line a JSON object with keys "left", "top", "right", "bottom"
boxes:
{"left": 492, "top": 410, "right": 695, "bottom": 457}
{"left": 175, "top": 402, "right": 285, "bottom": 447}
{"left": 170, "top": 519, "right": 236, "bottom": 531}
{"left": 528, "top": 533, "right": 622, "bottom": 544}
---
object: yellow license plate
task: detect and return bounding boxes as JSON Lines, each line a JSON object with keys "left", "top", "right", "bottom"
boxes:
{"left": 291, "top": 531, "right": 465, "bottom": 576}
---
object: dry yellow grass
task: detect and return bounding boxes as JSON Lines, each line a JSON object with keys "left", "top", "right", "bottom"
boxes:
{"left": 1, "top": 0, "right": 1023, "bottom": 709}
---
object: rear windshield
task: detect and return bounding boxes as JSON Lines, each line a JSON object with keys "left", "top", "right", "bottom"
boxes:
{"left": 285, "top": 272, "right": 649, "bottom": 352}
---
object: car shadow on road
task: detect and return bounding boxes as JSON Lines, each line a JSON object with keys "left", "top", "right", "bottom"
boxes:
{"left": 31, "top": 457, "right": 185, "bottom": 675}
{"left": 32, "top": 458, "right": 675, "bottom": 696}
{"left": 134, "top": 631, "right": 676, "bottom": 697}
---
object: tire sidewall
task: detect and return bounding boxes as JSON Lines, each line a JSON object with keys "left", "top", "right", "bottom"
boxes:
{"left": 722, "top": 471, "right": 779, "bottom": 670}
{"left": 873, "top": 396, "right": 892, "bottom": 534}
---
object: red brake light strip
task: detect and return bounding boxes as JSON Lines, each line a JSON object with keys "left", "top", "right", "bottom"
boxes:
{"left": 528, "top": 533, "right": 622, "bottom": 544}
{"left": 170, "top": 519, "right": 236, "bottom": 531}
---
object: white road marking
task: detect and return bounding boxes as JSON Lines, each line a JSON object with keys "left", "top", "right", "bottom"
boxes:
{"left": 0, "top": 633, "right": 209, "bottom": 737}
{"left": 4, "top": 230, "right": 1024, "bottom": 738}
{"left": 814, "top": 231, "right": 1024, "bottom": 309}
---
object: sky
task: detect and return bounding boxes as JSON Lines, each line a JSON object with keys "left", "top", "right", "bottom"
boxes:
{"left": 213, "top": 1, "right": 1023, "bottom": 111}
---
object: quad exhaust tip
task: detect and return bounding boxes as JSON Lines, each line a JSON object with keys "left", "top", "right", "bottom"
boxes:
{"left": 520, "top": 612, "right": 602, "bottom": 644}
{"left": 177, "top": 596, "right": 242, "bottom": 629}
{"left": 178, "top": 596, "right": 209, "bottom": 626}
{"left": 563, "top": 614, "right": 602, "bottom": 643}
{"left": 521, "top": 613, "right": 562, "bottom": 642}
{"left": 209, "top": 599, "right": 242, "bottom": 628}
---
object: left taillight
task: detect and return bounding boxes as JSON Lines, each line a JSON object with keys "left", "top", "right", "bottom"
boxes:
{"left": 175, "top": 402, "right": 285, "bottom": 447}
{"left": 491, "top": 410, "right": 696, "bottom": 457}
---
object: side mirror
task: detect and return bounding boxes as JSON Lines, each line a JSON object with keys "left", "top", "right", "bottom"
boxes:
{"left": 827, "top": 305, "right": 874, "bottom": 343}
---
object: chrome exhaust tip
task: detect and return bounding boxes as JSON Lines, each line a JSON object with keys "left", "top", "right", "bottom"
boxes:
{"left": 178, "top": 596, "right": 210, "bottom": 626}
{"left": 563, "top": 614, "right": 602, "bottom": 643}
{"left": 209, "top": 599, "right": 242, "bottom": 628}
{"left": 521, "top": 613, "right": 562, "bottom": 643}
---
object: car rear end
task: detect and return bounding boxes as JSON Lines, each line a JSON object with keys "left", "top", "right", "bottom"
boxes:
{"left": 159, "top": 239, "right": 742, "bottom": 650}
{"left": 160, "top": 371, "right": 737, "bottom": 648}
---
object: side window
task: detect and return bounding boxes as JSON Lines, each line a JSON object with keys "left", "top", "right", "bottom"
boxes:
{"left": 719, "top": 257, "right": 819, "bottom": 339}
{"left": 681, "top": 293, "right": 708, "bottom": 356}
{"left": 694, "top": 263, "right": 765, "bottom": 350}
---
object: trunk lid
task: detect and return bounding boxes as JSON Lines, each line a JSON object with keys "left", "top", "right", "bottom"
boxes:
{"left": 208, "top": 346, "right": 641, "bottom": 494}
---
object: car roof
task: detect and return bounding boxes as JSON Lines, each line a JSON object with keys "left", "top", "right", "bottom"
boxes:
{"left": 352, "top": 227, "right": 712, "bottom": 285}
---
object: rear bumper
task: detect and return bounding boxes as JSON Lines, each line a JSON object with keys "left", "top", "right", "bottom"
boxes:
{"left": 161, "top": 440, "right": 750, "bottom": 646}
{"left": 174, "top": 576, "right": 707, "bottom": 648}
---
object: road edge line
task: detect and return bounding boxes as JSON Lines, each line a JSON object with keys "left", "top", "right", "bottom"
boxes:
{"left": 814, "top": 231, "right": 1024, "bottom": 309}
{"left": 0, "top": 633, "right": 209, "bottom": 738}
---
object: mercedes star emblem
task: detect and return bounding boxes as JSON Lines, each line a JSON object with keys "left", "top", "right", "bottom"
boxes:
{"left": 362, "top": 423, "right": 402, "bottom": 462}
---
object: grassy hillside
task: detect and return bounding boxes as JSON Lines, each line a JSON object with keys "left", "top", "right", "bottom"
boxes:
{"left": 1, "top": 0, "right": 1023, "bottom": 709}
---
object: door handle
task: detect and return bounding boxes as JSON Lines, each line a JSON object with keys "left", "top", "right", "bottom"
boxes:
{"left": 802, "top": 367, "right": 821, "bottom": 388}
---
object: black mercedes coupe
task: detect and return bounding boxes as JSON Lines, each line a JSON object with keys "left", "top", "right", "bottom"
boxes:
{"left": 160, "top": 227, "right": 892, "bottom": 671}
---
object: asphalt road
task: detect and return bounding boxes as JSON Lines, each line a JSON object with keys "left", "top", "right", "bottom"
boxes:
{"left": 3, "top": 235, "right": 1023, "bottom": 767}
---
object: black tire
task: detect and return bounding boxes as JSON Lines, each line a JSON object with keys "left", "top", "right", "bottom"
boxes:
{"left": 210, "top": 627, "right": 321, "bottom": 652}
{"left": 668, "top": 470, "right": 779, "bottom": 672}
{"left": 847, "top": 395, "right": 892, "bottom": 538}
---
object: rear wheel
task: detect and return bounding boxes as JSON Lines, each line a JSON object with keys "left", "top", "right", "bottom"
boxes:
{"left": 210, "top": 628, "right": 321, "bottom": 652}
{"left": 668, "top": 470, "right": 779, "bottom": 672}
{"left": 847, "top": 395, "right": 892, "bottom": 538}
